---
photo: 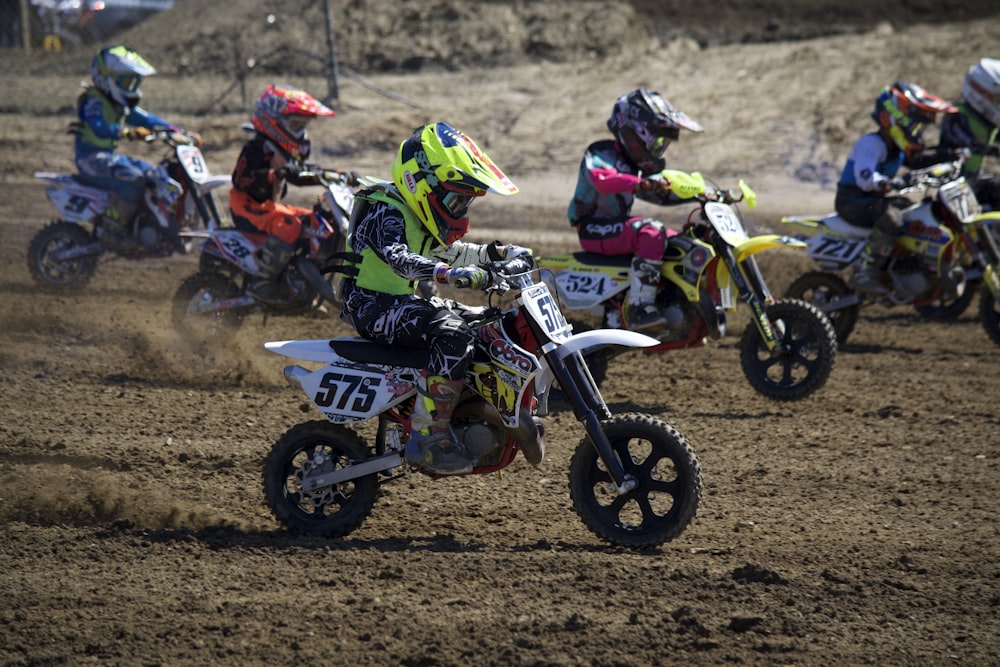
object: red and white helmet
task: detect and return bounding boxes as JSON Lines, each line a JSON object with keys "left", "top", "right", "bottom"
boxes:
{"left": 251, "top": 84, "right": 335, "bottom": 159}
{"left": 872, "top": 81, "right": 956, "bottom": 156}
{"left": 963, "top": 58, "right": 1000, "bottom": 127}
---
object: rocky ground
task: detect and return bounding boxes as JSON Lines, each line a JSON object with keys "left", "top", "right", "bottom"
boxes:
{"left": 1, "top": 2, "right": 999, "bottom": 665}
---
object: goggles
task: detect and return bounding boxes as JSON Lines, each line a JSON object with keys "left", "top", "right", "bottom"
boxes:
{"left": 650, "top": 127, "right": 680, "bottom": 155}
{"left": 286, "top": 115, "right": 310, "bottom": 133}
{"left": 115, "top": 75, "right": 141, "bottom": 92}
{"left": 441, "top": 191, "right": 474, "bottom": 218}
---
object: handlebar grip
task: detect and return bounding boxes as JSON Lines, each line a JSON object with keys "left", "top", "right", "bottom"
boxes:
{"left": 454, "top": 277, "right": 471, "bottom": 289}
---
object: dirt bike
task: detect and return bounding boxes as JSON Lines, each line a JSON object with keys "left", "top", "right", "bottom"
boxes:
{"left": 27, "top": 130, "right": 231, "bottom": 291}
{"left": 781, "top": 154, "right": 1000, "bottom": 346}
{"left": 535, "top": 171, "right": 838, "bottom": 402}
{"left": 261, "top": 257, "right": 702, "bottom": 548}
{"left": 172, "top": 168, "right": 363, "bottom": 345}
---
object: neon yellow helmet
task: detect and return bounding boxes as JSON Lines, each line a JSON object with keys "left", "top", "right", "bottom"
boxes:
{"left": 392, "top": 122, "right": 518, "bottom": 245}
{"left": 91, "top": 45, "right": 156, "bottom": 108}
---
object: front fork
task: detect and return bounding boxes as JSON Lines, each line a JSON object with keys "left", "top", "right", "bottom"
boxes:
{"left": 546, "top": 349, "right": 636, "bottom": 492}
{"left": 720, "top": 247, "right": 783, "bottom": 351}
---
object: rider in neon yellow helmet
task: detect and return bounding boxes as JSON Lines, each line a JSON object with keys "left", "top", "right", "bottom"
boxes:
{"left": 392, "top": 122, "right": 518, "bottom": 246}
{"left": 341, "top": 122, "right": 528, "bottom": 476}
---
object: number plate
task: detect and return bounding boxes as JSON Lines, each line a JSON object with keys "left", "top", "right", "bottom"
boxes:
{"left": 521, "top": 282, "right": 572, "bottom": 342}
{"left": 705, "top": 202, "right": 749, "bottom": 245}
{"left": 940, "top": 179, "right": 981, "bottom": 223}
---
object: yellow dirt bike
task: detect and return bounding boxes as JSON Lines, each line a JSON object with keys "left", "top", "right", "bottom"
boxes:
{"left": 536, "top": 171, "right": 838, "bottom": 401}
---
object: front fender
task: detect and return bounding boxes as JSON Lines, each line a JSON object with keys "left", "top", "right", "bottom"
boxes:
{"left": 555, "top": 328, "right": 659, "bottom": 361}
{"left": 733, "top": 233, "right": 806, "bottom": 263}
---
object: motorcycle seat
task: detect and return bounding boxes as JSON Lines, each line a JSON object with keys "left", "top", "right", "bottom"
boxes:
{"left": 572, "top": 251, "right": 632, "bottom": 267}
{"left": 329, "top": 338, "right": 430, "bottom": 368}
{"left": 823, "top": 215, "right": 873, "bottom": 238}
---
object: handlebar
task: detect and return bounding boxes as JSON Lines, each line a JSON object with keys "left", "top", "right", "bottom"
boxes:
{"left": 893, "top": 152, "right": 968, "bottom": 193}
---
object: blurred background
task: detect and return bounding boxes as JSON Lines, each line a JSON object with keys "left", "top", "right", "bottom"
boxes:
{"left": 0, "top": 0, "right": 173, "bottom": 52}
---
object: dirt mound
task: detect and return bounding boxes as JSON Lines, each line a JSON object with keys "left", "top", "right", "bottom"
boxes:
{"left": 14, "top": 0, "right": 1000, "bottom": 77}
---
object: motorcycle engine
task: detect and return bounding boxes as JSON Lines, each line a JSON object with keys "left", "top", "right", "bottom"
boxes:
{"left": 134, "top": 213, "right": 166, "bottom": 249}
{"left": 454, "top": 420, "right": 505, "bottom": 464}
{"left": 889, "top": 257, "right": 933, "bottom": 301}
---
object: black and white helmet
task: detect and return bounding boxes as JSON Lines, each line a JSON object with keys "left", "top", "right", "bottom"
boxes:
{"left": 607, "top": 87, "right": 703, "bottom": 171}
{"left": 963, "top": 58, "right": 1000, "bottom": 127}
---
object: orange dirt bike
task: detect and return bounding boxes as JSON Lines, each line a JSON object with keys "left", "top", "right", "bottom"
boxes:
{"left": 536, "top": 171, "right": 838, "bottom": 401}
{"left": 781, "top": 153, "right": 1000, "bottom": 345}
{"left": 262, "top": 257, "right": 702, "bottom": 548}
{"left": 27, "top": 130, "right": 231, "bottom": 291}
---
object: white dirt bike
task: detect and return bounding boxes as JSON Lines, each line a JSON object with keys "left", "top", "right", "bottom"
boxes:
{"left": 27, "top": 130, "right": 231, "bottom": 291}
{"left": 262, "top": 257, "right": 703, "bottom": 549}
{"left": 172, "top": 168, "right": 360, "bottom": 345}
{"left": 781, "top": 154, "right": 1000, "bottom": 345}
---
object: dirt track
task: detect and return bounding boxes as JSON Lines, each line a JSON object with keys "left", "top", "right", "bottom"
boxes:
{"left": 3, "top": 3, "right": 1000, "bottom": 665}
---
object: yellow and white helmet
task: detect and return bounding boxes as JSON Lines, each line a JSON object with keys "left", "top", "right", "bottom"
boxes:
{"left": 392, "top": 122, "right": 518, "bottom": 245}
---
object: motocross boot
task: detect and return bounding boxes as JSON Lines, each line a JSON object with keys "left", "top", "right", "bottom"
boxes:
{"left": 99, "top": 193, "right": 138, "bottom": 251}
{"left": 405, "top": 374, "right": 476, "bottom": 475}
{"left": 627, "top": 257, "right": 668, "bottom": 332}
{"left": 848, "top": 235, "right": 892, "bottom": 296}
{"left": 246, "top": 236, "right": 295, "bottom": 305}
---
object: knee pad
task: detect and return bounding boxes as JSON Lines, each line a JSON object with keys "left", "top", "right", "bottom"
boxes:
{"left": 427, "top": 312, "right": 474, "bottom": 379}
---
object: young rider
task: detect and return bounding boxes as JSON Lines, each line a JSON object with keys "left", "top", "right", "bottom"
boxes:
{"left": 229, "top": 83, "right": 354, "bottom": 305}
{"left": 72, "top": 45, "right": 196, "bottom": 250}
{"left": 567, "top": 87, "right": 703, "bottom": 332}
{"left": 835, "top": 81, "right": 956, "bottom": 294}
{"left": 340, "top": 122, "right": 529, "bottom": 475}
{"left": 937, "top": 58, "right": 1000, "bottom": 211}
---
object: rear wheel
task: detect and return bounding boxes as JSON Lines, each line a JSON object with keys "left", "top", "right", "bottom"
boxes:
{"left": 569, "top": 413, "right": 701, "bottom": 549}
{"left": 740, "top": 298, "right": 837, "bottom": 401}
{"left": 263, "top": 421, "right": 379, "bottom": 538}
{"left": 914, "top": 278, "right": 979, "bottom": 320}
{"left": 171, "top": 271, "right": 243, "bottom": 345}
{"left": 26, "top": 220, "right": 99, "bottom": 291}
{"left": 786, "top": 271, "right": 859, "bottom": 344}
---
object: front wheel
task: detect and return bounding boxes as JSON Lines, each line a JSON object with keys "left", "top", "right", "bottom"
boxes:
{"left": 786, "top": 271, "right": 859, "bottom": 343}
{"left": 263, "top": 421, "right": 379, "bottom": 538}
{"left": 980, "top": 286, "right": 1000, "bottom": 347}
{"left": 26, "top": 220, "right": 99, "bottom": 291}
{"left": 740, "top": 298, "right": 837, "bottom": 401}
{"left": 171, "top": 271, "right": 243, "bottom": 345}
{"left": 569, "top": 413, "right": 701, "bottom": 549}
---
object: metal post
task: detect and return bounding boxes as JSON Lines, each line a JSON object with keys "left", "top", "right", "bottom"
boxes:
{"left": 20, "top": 0, "right": 31, "bottom": 52}
{"left": 323, "top": 0, "right": 340, "bottom": 107}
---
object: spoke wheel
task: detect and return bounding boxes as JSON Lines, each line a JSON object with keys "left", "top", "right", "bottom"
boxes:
{"left": 980, "top": 286, "right": 1000, "bottom": 347}
{"left": 263, "top": 421, "right": 379, "bottom": 538}
{"left": 569, "top": 413, "right": 701, "bottom": 549}
{"left": 171, "top": 271, "right": 243, "bottom": 345}
{"left": 786, "top": 271, "right": 858, "bottom": 343}
{"left": 27, "top": 221, "right": 98, "bottom": 291}
{"left": 914, "top": 278, "right": 979, "bottom": 320}
{"left": 740, "top": 298, "right": 837, "bottom": 401}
